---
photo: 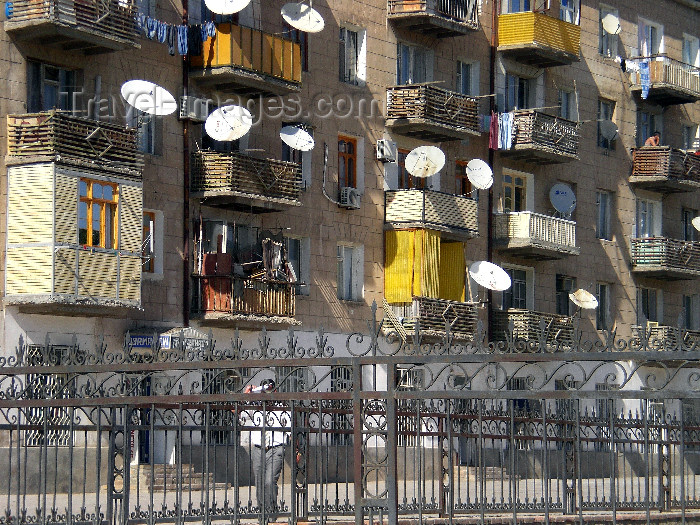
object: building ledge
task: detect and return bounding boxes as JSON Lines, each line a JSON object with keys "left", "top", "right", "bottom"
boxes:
{"left": 4, "top": 294, "right": 139, "bottom": 316}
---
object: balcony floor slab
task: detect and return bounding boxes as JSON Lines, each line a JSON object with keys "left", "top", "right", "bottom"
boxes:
{"left": 192, "top": 191, "right": 301, "bottom": 213}
{"left": 498, "top": 44, "right": 578, "bottom": 68}
{"left": 631, "top": 266, "right": 700, "bottom": 280}
{"left": 190, "top": 67, "right": 301, "bottom": 97}
{"left": 388, "top": 12, "right": 477, "bottom": 38}
{"left": 629, "top": 176, "right": 700, "bottom": 194}
{"left": 494, "top": 239, "right": 580, "bottom": 260}
{"left": 386, "top": 118, "right": 480, "bottom": 142}
{"left": 500, "top": 145, "right": 578, "bottom": 165}
{"left": 630, "top": 85, "right": 700, "bottom": 106}
{"left": 4, "top": 294, "right": 139, "bottom": 316}
{"left": 191, "top": 312, "right": 300, "bottom": 329}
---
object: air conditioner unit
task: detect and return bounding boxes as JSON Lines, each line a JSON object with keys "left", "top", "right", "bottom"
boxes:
{"left": 178, "top": 96, "right": 209, "bottom": 122}
{"left": 376, "top": 139, "right": 396, "bottom": 162}
{"left": 339, "top": 186, "right": 361, "bottom": 209}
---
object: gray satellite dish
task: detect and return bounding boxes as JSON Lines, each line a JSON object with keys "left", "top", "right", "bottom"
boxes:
{"left": 281, "top": 2, "right": 325, "bottom": 33}
{"left": 601, "top": 13, "right": 621, "bottom": 35}
{"left": 549, "top": 183, "right": 576, "bottom": 215}
{"left": 569, "top": 289, "right": 598, "bottom": 310}
{"left": 280, "top": 126, "right": 315, "bottom": 151}
{"left": 692, "top": 216, "right": 700, "bottom": 232}
{"left": 405, "top": 146, "right": 445, "bottom": 178}
{"left": 121, "top": 80, "right": 177, "bottom": 116}
{"left": 466, "top": 159, "right": 493, "bottom": 190}
{"left": 599, "top": 120, "right": 619, "bottom": 141}
{"left": 205, "top": 105, "right": 253, "bottom": 141}
{"left": 205, "top": 0, "right": 251, "bottom": 14}
{"left": 469, "top": 261, "right": 512, "bottom": 292}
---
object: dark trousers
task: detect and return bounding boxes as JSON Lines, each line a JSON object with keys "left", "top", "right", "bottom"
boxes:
{"left": 251, "top": 444, "right": 286, "bottom": 522}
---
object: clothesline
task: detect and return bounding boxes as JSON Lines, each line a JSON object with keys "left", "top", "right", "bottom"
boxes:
{"left": 136, "top": 13, "right": 216, "bottom": 56}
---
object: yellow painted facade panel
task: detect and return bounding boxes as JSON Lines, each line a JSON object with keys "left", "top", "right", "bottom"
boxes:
{"left": 6, "top": 246, "right": 52, "bottom": 295}
{"left": 54, "top": 171, "right": 78, "bottom": 245}
{"left": 7, "top": 165, "right": 53, "bottom": 245}
{"left": 119, "top": 255, "right": 141, "bottom": 302}
{"left": 54, "top": 248, "right": 77, "bottom": 295}
{"left": 119, "top": 183, "right": 143, "bottom": 253}
{"left": 498, "top": 12, "right": 579, "bottom": 55}
{"left": 78, "top": 251, "right": 118, "bottom": 299}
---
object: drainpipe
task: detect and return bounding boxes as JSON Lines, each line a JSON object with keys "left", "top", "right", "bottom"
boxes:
{"left": 487, "top": 0, "right": 499, "bottom": 341}
{"left": 182, "top": 0, "right": 190, "bottom": 327}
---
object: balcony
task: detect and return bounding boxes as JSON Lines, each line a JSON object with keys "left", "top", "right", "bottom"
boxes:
{"left": 190, "top": 24, "right": 301, "bottom": 96}
{"left": 492, "top": 309, "right": 574, "bottom": 345}
{"left": 635, "top": 323, "right": 700, "bottom": 351}
{"left": 629, "top": 55, "right": 700, "bottom": 106}
{"left": 493, "top": 212, "right": 579, "bottom": 260}
{"left": 385, "top": 189, "right": 478, "bottom": 240}
{"left": 630, "top": 147, "right": 700, "bottom": 193}
{"left": 631, "top": 237, "right": 700, "bottom": 280}
{"left": 387, "top": 0, "right": 478, "bottom": 38}
{"left": 4, "top": 0, "right": 138, "bottom": 53}
{"left": 386, "top": 84, "right": 480, "bottom": 142}
{"left": 383, "top": 297, "right": 479, "bottom": 341}
{"left": 500, "top": 110, "right": 579, "bottom": 164}
{"left": 497, "top": 12, "right": 580, "bottom": 68}
{"left": 191, "top": 150, "right": 302, "bottom": 213}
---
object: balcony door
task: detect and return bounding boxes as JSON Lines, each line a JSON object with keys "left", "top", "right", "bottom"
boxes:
{"left": 638, "top": 18, "right": 663, "bottom": 57}
{"left": 635, "top": 197, "right": 661, "bottom": 238}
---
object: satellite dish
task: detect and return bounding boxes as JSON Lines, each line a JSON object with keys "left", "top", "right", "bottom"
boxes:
{"left": 549, "top": 183, "right": 577, "bottom": 215}
{"left": 469, "top": 261, "right": 512, "bottom": 292}
{"left": 280, "top": 126, "right": 315, "bottom": 151}
{"left": 281, "top": 2, "right": 325, "bottom": 33}
{"left": 120, "top": 80, "right": 177, "bottom": 116}
{"left": 692, "top": 216, "right": 700, "bottom": 232}
{"left": 466, "top": 159, "right": 493, "bottom": 190}
{"left": 205, "top": 105, "right": 253, "bottom": 142}
{"left": 599, "top": 120, "right": 619, "bottom": 141}
{"left": 205, "top": 0, "right": 251, "bottom": 14}
{"left": 569, "top": 289, "right": 598, "bottom": 310}
{"left": 601, "top": 13, "right": 621, "bottom": 35}
{"left": 405, "top": 146, "right": 445, "bottom": 178}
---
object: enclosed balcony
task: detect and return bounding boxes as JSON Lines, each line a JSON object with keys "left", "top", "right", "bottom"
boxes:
{"left": 497, "top": 12, "right": 580, "bottom": 68}
{"left": 493, "top": 212, "right": 579, "bottom": 260}
{"left": 386, "top": 84, "right": 480, "bottom": 142}
{"left": 385, "top": 189, "right": 478, "bottom": 240}
{"left": 383, "top": 297, "right": 479, "bottom": 341}
{"left": 630, "top": 147, "right": 700, "bottom": 193}
{"left": 500, "top": 110, "right": 580, "bottom": 164}
{"left": 191, "top": 150, "right": 302, "bottom": 213}
{"left": 492, "top": 309, "right": 574, "bottom": 345}
{"left": 629, "top": 55, "right": 700, "bottom": 106}
{"left": 190, "top": 24, "right": 301, "bottom": 96}
{"left": 387, "top": 0, "right": 478, "bottom": 38}
{"left": 635, "top": 323, "right": 700, "bottom": 351}
{"left": 630, "top": 237, "right": 700, "bottom": 280}
{"left": 4, "top": 0, "right": 138, "bottom": 53}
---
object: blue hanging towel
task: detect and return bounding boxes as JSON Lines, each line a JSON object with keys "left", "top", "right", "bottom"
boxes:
{"left": 136, "top": 13, "right": 147, "bottom": 33}
{"left": 177, "top": 24, "right": 188, "bottom": 55}
{"left": 640, "top": 60, "right": 650, "bottom": 100}
{"left": 205, "top": 21, "right": 216, "bottom": 38}
{"left": 146, "top": 17, "right": 158, "bottom": 40}
{"left": 166, "top": 24, "right": 176, "bottom": 56}
{"left": 156, "top": 21, "right": 167, "bottom": 43}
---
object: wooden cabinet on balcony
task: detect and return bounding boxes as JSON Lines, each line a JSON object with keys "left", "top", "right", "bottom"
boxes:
{"left": 190, "top": 24, "right": 302, "bottom": 96}
{"left": 386, "top": 84, "right": 480, "bottom": 142}
{"left": 191, "top": 150, "right": 302, "bottom": 213}
{"left": 631, "top": 237, "right": 700, "bottom": 280}
{"left": 493, "top": 212, "right": 579, "bottom": 260}
{"left": 630, "top": 147, "right": 700, "bottom": 193}
{"left": 385, "top": 189, "right": 478, "bottom": 240}
{"left": 492, "top": 309, "right": 574, "bottom": 345}
{"left": 629, "top": 55, "right": 700, "bottom": 106}
{"left": 382, "top": 297, "right": 479, "bottom": 341}
{"left": 500, "top": 110, "right": 579, "bottom": 164}
{"left": 498, "top": 12, "right": 580, "bottom": 68}
{"left": 4, "top": 0, "right": 138, "bottom": 53}
{"left": 387, "top": 0, "right": 478, "bottom": 37}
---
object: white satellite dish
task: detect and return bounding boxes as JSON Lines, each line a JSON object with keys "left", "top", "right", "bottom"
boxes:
{"left": 601, "top": 13, "right": 621, "bottom": 35}
{"left": 281, "top": 2, "right": 325, "bottom": 33}
{"left": 599, "top": 120, "right": 619, "bottom": 141}
{"left": 469, "top": 261, "right": 512, "bottom": 292}
{"left": 280, "top": 126, "right": 315, "bottom": 151}
{"left": 549, "top": 183, "right": 577, "bottom": 215}
{"left": 205, "top": 105, "right": 253, "bottom": 142}
{"left": 692, "top": 216, "right": 700, "bottom": 232}
{"left": 205, "top": 0, "right": 251, "bottom": 14}
{"left": 569, "top": 289, "right": 598, "bottom": 310}
{"left": 120, "top": 80, "right": 177, "bottom": 116}
{"left": 405, "top": 146, "right": 445, "bottom": 178}
{"left": 466, "top": 159, "right": 493, "bottom": 190}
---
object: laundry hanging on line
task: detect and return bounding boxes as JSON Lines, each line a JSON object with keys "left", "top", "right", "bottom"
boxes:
{"left": 135, "top": 14, "right": 217, "bottom": 56}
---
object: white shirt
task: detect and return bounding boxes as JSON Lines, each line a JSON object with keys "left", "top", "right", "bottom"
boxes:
{"left": 243, "top": 408, "right": 291, "bottom": 448}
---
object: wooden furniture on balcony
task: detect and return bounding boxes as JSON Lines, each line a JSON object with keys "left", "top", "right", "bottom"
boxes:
{"left": 386, "top": 84, "right": 480, "bottom": 142}
{"left": 190, "top": 23, "right": 301, "bottom": 96}
{"left": 493, "top": 212, "right": 579, "bottom": 260}
{"left": 631, "top": 237, "right": 700, "bottom": 280}
{"left": 383, "top": 297, "right": 479, "bottom": 341}
{"left": 498, "top": 12, "right": 580, "bottom": 68}
{"left": 191, "top": 150, "right": 302, "bottom": 212}
{"left": 629, "top": 55, "right": 700, "bottom": 106}
{"left": 492, "top": 309, "right": 574, "bottom": 345}
{"left": 4, "top": 0, "right": 138, "bottom": 53}
{"left": 385, "top": 189, "right": 478, "bottom": 240}
{"left": 630, "top": 147, "right": 700, "bottom": 193}
{"left": 387, "top": 0, "right": 478, "bottom": 37}
{"left": 500, "top": 110, "right": 579, "bottom": 164}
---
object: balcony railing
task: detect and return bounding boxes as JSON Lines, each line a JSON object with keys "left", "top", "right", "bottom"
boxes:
{"left": 194, "top": 275, "right": 295, "bottom": 319}
{"left": 493, "top": 212, "right": 579, "bottom": 259}
{"left": 631, "top": 237, "right": 700, "bottom": 280}
{"left": 387, "top": 0, "right": 478, "bottom": 37}
{"left": 6, "top": 111, "right": 143, "bottom": 177}
{"left": 636, "top": 323, "right": 700, "bottom": 350}
{"left": 385, "top": 189, "right": 478, "bottom": 239}
{"left": 492, "top": 309, "right": 574, "bottom": 344}
{"left": 386, "top": 84, "right": 480, "bottom": 141}
{"left": 498, "top": 11, "right": 580, "bottom": 67}
{"left": 190, "top": 23, "right": 301, "bottom": 95}
{"left": 629, "top": 55, "right": 700, "bottom": 105}
{"left": 383, "top": 297, "right": 479, "bottom": 341}
{"left": 630, "top": 146, "right": 700, "bottom": 192}
{"left": 502, "top": 110, "right": 580, "bottom": 164}
{"left": 191, "top": 150, "right": 302, "bottom": 211}
{"left": 4, "top": 0, "right": 138, "bottom": 52}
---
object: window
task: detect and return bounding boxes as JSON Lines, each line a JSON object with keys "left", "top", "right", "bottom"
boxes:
{"left": 556, "top": 275, "right": 576, "bottom": 316}
{"left": 284, "top": 24, "right": 308, "bottom": 72}
{"left": 79, "top": 179, "right": 118, "bottom": 249}
{"left": 27, "top": 61, "right": 79, "bottom": 113}
{"left": 142, "top": 211, "right": 155, "bottom": 273}
{"left": 397, "top": 43, "right": 431, "bottom": 84}
{"left": 505, "top": 74, "right": 533, "bottom": 111}
{"left": 597, "top": 99, "right": 616, "bottom": 149}
{"left": 338, "top": 135, "right": 357, "bottom": 188}
{"left": 636, "top": 197, "right": 660, "bottom": 238}
{"left": 503, "top": 0, "right": 530, "bottom": 13}
{"left": 282, "top": 123, "right": 313, "bottom": 189}
{"left": 683, "top": 208, "right": 698, "bottom": 241}
{"left": 330, "top": 366, "right": 353, "bottom": 445}
{"left": 339, "top": 27, "right": 364, "bottom": 85}
{"left": 683, "top": 295, "right": 700, "bottom": 330}
{"left": 596, "top": 282, "right": 611, "bottom": 330}
{"left": 682, "top": 125, "right": 699, "bottom": 150}
{"left": 637, "top": 287, "right": 661, "bottom": 324}
{"left": 337, "top": 244, "right": 363, "bottom": 301}
{"left": 201, "top": 220, "right": 257, "bottom": 263}
{"left": 637, "top": 110, "right": 662, "bottom": 147}
{"left": 285, "top": 236, "right": 310, "bottom": 295}
{"left": 683, "top": 34, "right": 700, "bottom": 66}
{"left": 397, "top": 149, "right": 426, "bottom": 189}
{"left": 596, "top": 190, "right": 612, "bottom": 240}
{"left": 559, "top": 0, "right": 578, "bottom": 24}
{"left": 502, "top": 268, "right": 527, "bottom": 310}
{"left": 638, "top": 18, "right": 663, "bottom": 56}
{"left": 275, "top": 366, "right": 309, "bottom": 393}
{"left": 455, "top": 160, "right": 477, "bottom": 199}
{"left": 599, "top": 6, "right": 618, "bottom": 57}
{"left": 457, "top": 61, "right": 478, "bottom": 96}
{"left": 502, "top": 173, "right": 526, "bottom": 212}
{"left": 558, "top": 90, "right": 576, "bottom": 120}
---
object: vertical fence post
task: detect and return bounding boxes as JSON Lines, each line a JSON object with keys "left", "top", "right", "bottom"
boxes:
{"left": 353, "top": 360, "right": 363, "bottom": 525}
{"left": 387, "top": 362, "right": 398, "bottom": 525}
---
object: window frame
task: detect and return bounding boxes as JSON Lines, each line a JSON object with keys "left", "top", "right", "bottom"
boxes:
{"left": 79, "top": 178, "right": 119, "bottom": 250}
{"left": 637, "top": 110, "right": 662, "bottom": 148}
{"left": 597, "top": 99, "right": 616, "bottom": 149}
{"left": 638, "top": 17, "right": 664, "bottom": 57}
{"left": 598, "top": 5, "right": 619, "bottom": 57}
{"left": 683, "top": 34, "right": 700, "bottom": 67}
{"left": 27, "top": 61, "right": 79, "bottom": 113}
{"left": 558, "top": 89, "right": 576, "bottom": 120}
{"left": 455, "top": 160, "right": 477, "bottom": 200}
{"left": 637, "top": 287, "right": 662, "bottom": 324}
{"left": 397, "top": 42, "right": 431, "bottom": 85}
{"left": 596, "top": 282, "right": 611, "bottom": 330}
{"left": 502, "top": 173, "right": 526, "bottom": 213}
{"left": 338, "top": 135, "right": 358, "bottom": 189}
{"left": 683, "top": 208, "right": 698, "bottom": 241}
{"left": 142, "top": 211, "right": 155, "bottom": 273}
{"left": 635, "top": 196, "right": 661, "bottom": 238}
{"left": 596, "top": 190, "right": 612, "bottom": 240}
{"left": 555, "top": 275, "right": 576, "bottom": 316}
{"left": 337, "top": 243, "right": 363, "bottom": 301}
{"left": 505, "top": 73, "right": 533, "bottom": 111}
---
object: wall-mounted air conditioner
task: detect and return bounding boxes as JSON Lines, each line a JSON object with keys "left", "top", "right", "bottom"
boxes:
{"left": 178, "top": 96, "right": 209, "bottom": 122}
{"left": 376, "top": 139, "right": 397, "bottom": 162}
{"left": 339, "top": 187, "right": 361, "bottom": 209}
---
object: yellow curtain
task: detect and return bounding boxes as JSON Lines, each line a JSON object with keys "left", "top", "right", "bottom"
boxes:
{"left": 419, "top": 230, "right": 440, "bottom": 298}
{"left": 438, "top": 242, "right": 465, "bottom": 302}
{"left": 384, "top": 230, "right": 414, "bottom": 303}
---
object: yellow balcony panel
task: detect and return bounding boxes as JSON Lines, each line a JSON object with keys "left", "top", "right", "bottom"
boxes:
{"left": 629, "top": 55, "right": 700, "bottom": 106}
{"left": 492, "top": 309, "right": 574, "bottom": 345}
{"left": 190, "top": 24, "right": 301, "bottom": 96}
{"left": 498, "top": 12, "right": 580, "bottom": 67}
{"left": 4, "top": 0, "right": 138, "bottom": 53}
{"left": 630, "top": 147, "right": 700, "bottom": 193}
{"left": 387, "top": 0, "right": 478, "bottom": 38}
{"left": 631, "top": 237, "right": 700, "bottom": 280}
{"left": 493, "top": 212, "right": 579, "bottom": 260}
{"left": 500, "top": 110, "right": 579, "bottom": 164}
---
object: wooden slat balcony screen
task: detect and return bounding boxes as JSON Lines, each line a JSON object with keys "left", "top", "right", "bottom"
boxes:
{"left": 493, "top": 212, "right": 577, "bottom": 250}
{"left": 498, "top": 12, "right": 580, "bottom": 57}
{"left": 631, "top": 237, "right": 700, "bottom": 275}
{"left": 410, "top": 296, "right": 478, "bottom": 336}
{"left": 194, "top": 275, "right": 295, "bottom": 318}
{"left": 191, "top": 150, "right": 302, "bottom": 202}
{"left": 631, "top": 147, "right": 700, "bottom": 184}
{"left": 385, "top": 189, "right": 478, "bottom": 237}
{"left": 7, "top": 111, "right": 143, "bottom": 176}
{"left": 387, "top": 0, "right": 478, "bottom": 27}
{"left": 386, "top": 84, "right": 480, "bottom": 136}
{"left": 509, "top": 110, "right": 580, "bottom": 159}
{"left": 642, "top": 324, "right": 700, "bottom": 349}
{"left": 492, "top": 309, "right": 574, "bottom": 344}
{"left": 629, "top": 55, "right": 700, "bottom": 99}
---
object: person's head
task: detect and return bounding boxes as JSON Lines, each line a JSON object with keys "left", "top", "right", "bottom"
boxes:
{"left": 260, "top": 378, "right": 275, "bottom": 392}
{"left": 653, "top": 131, "right": 660, "bottom": 138}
